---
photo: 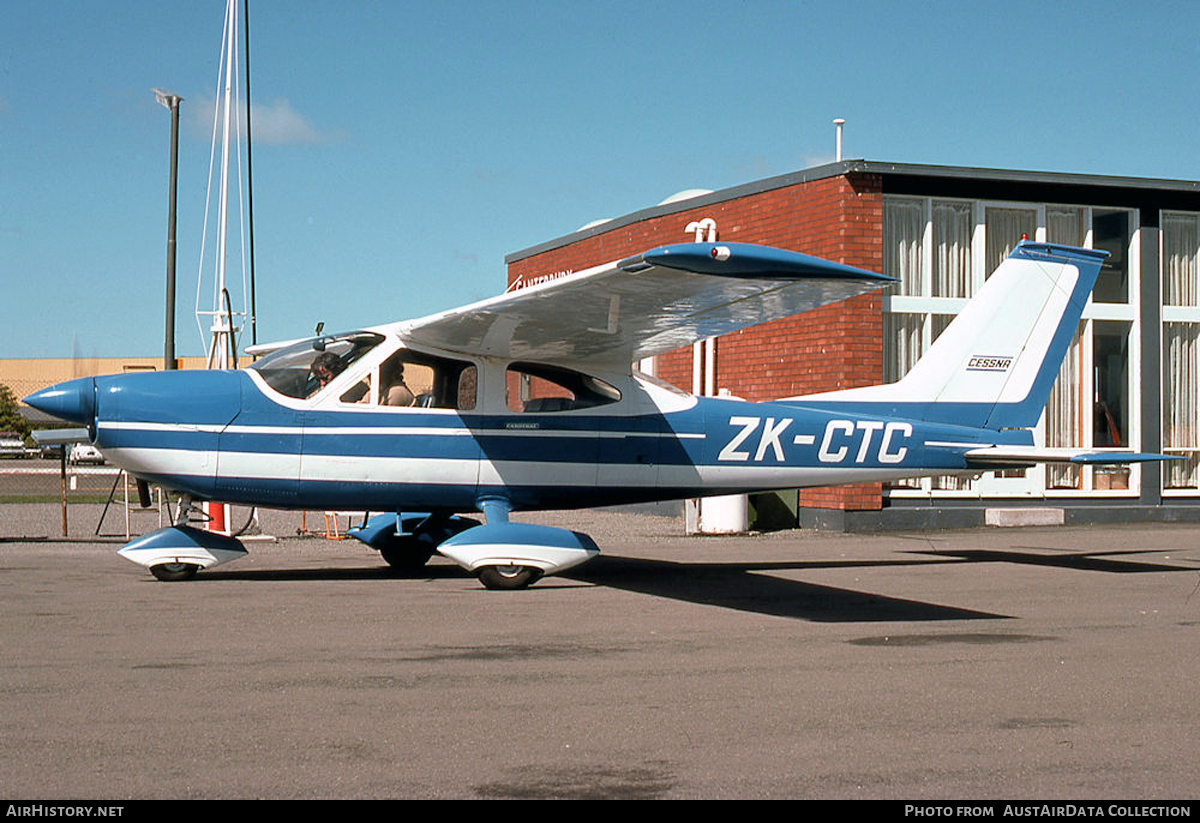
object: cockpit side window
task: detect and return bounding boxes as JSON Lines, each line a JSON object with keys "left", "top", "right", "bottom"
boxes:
{"left": 248, "top": 332, "right": 384, "bottom": 399}
{"left": 340, "top": 350, "right": 478, "bottom": 411}
{"left": 506, "top": 363, "right": 621, "bottom": 413}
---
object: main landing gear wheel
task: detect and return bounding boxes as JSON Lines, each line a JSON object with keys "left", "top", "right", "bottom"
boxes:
{"left": 477, "top": 565, "right": 543, "bottom": 590}
{"left": 150, "top": 563, "right": 200, "bottom": 582}
{"left": 379, "top": 536, "right": 437, "bottom": 573}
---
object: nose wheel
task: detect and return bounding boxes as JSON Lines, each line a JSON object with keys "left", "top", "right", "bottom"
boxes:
{"left": 118, "top": 523, "right": 248, "bottom": 580}
{"left": 150, "top": 562, "right": 200, "bottom": 582}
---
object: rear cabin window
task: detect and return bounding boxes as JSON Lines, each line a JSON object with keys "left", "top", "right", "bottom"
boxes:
{"left": 506, "top": 363, "right": 620, "bottom": 413}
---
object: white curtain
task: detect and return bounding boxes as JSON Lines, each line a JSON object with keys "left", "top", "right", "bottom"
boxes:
{"left": 1163, "top": 213, "right": 1198, "bottom": 307}
{"left": 884, "top": 198, "right": 924, "bottom": 296}
{"left": 1047, "top": 207, "right": 1085, "bottom": 247}
{"left": 985, "top": 207, "right": 1037, "bottom": 280}
{"left": 932, "top": 201, "right": 972, "bottom": 297}
{"left": 883, "top": 313, "right": 924, "bottom": 384}
{"left": 1046, "top": 325, "right": 1085, "bottom": 489}
{"left": 1163, "top": 324, "right": 1198, "bottom": 488}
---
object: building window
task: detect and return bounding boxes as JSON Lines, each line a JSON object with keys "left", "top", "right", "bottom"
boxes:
{"left": 1041, "top": 209, "right": 1137, "bottom": 492}
{"left": 1094, "top": 210, "right": 1132, "bottom": 303}
{"left": 1043, "top": 208, "right": 1087, "bottom": 489}
{"left": 1162, "top": 211, "right": 1200, "bottom": 490}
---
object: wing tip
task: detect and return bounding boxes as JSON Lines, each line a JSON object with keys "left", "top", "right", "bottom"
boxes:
{"left": 623, "top": 242, "right": 894, "bottom": 283}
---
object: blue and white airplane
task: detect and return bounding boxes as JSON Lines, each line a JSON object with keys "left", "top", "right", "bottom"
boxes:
{"left": 25, "top": 240, "right": 1163, "bottom": 588}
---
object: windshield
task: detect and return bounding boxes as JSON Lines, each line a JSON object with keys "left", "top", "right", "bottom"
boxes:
{"left": 248, "top": 332, "right": 385, "bottom": 399}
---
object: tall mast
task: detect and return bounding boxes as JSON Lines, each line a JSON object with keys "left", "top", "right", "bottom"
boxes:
{"left": 199, "top": 0, "right": 247, "bottom": 371}
{"left": 244, "top": 0, "right": 258, "bottom": 349}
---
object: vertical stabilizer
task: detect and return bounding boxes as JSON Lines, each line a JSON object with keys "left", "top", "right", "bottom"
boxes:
{"left": 795, "top": 242, "right": 1107, "bottom": 429}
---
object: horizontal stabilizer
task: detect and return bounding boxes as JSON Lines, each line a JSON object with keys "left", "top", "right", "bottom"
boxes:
{"left": 963, "top": 447, "right": 1179, "bottom": 468}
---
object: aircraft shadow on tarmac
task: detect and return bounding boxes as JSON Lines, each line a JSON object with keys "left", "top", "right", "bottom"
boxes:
{"left": 197, "top": 546, "right": 1196, "bottom": 623}
{"left": 907, "top": 546, "right": 1198, "bottom": 574}
{"left": 563, "top": 555, "right": 1005, "bottom": 622}
{"left": 566, "top": 544, "right": 1199, "bottom": 621}
{"left": 204, "top": 552, "right": 999, "bottom": 622}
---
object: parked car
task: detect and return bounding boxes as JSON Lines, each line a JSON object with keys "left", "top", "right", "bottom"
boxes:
{"left": 69, "top": 443, "right": 105, "bottom": 465}
{"left": 0, "top": 431, "right": 27, "bottom": 458}
{"left": 40, "top": 443, "right": 66, "bottom": 459}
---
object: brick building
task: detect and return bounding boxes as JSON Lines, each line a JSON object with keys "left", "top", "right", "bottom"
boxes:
{"left": 506, "top": 160, "right": 1200, "bottom": 528}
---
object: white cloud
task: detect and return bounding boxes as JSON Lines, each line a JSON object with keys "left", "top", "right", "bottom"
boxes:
{"left": 249, "top": 98, "right": 325, "bottom": 145}
{"left": 185, "top": 94, "right": 333, "bottom": 145}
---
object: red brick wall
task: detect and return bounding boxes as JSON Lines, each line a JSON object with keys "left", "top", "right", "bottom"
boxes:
{"left": 507, "top": 172, "right": 885, "bottom": 511}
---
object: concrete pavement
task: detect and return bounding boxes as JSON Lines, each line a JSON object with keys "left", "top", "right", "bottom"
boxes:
{"left": 2, "top": 504, "right": 1198, "bottom": 799}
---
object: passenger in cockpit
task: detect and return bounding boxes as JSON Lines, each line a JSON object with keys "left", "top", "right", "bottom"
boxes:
{"left": 381, "top": 360, "right": 415, "bottom": 406}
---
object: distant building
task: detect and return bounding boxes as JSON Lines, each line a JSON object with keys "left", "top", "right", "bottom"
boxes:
{"left": 506, "top": 160, "right": 1200, "bottom": 528}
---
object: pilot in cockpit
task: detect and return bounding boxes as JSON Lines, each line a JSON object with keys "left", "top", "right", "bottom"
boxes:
{"left": 308, "top": 351, "right": 345, "bottom": 397}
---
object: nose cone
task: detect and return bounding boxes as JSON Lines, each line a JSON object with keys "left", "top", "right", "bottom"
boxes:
{"left": 23, "top": 377, "right": 97, "bottom": 427}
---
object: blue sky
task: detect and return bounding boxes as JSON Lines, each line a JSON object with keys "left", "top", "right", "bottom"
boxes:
{"left": 2, "top": 0, "right": 1198, "bottom": 359}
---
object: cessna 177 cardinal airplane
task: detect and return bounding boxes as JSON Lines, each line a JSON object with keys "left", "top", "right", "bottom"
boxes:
{"left": 25, "top": 240, "right": 1166, "bottom": 588}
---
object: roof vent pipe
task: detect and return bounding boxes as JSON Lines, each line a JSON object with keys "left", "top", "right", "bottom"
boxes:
{"left": 833, "top": 118, "right": 845, "bottom": 162}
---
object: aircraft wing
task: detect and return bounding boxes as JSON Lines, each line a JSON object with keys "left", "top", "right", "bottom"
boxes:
{"left": 398, "top": 242, "right": 894, "bottom": 367}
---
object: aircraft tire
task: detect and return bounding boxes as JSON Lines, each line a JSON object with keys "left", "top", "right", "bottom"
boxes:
{"left": 150, "top": 563, "right": 200, "bottom": 582}
{"left": 379, "top": 537, "right": 436, "bottom": 573}
{"left": 478, "top": 565, "right": 543, "bottom": 590}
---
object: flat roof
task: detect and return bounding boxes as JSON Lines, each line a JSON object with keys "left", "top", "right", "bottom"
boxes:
{"left": 506, "top": 160, "right": 1200, "bottom": 264}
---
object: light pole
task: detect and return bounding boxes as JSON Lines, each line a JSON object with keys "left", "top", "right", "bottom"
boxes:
{"left": 153, "top": 88, "right": 182, "bottom": 370}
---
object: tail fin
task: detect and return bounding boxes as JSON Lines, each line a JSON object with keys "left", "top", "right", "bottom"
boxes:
{"left": 798, "top": 242, "right": 1107, "bottom": 430}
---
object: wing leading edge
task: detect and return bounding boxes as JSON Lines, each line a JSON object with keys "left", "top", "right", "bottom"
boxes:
{"left": 398, "top": 242, "right": 893, "bottom": 367}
